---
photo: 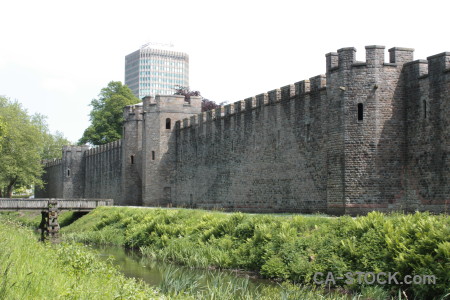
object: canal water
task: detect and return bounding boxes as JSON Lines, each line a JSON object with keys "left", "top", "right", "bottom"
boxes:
{"left": 93, "top": 245, "right": 280, "bottom": 294}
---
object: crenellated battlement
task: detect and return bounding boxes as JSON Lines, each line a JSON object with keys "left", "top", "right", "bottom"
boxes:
{"left": 44, "top": 158, "right": 62, "bottom": 168}
{"left": 326, "top": 46, "right": 415, "bottom": 73}
{"left": 309, "top": 75, "right": 326, "bottom": 91}
{"left": 402, "top": 52, "right": 450, "bottom": 88}
{"left": 281, "top": 84, "right": 295, "bottom": 100}
{"left": 427, "top": 52, "right": 450, "bottom": 77}
{"left": 142, "top": 94, "right": 202, "bottom": 113}
{"left": 124, "top": 104, "right": 143, "bottom": 121}
{"left": 295, "top": 80, "right": 310, "bottom": 95}
{"left": 403, "top": 59, "right": 429, "bottom": 83}
{"left": 85, "top": 140, "right": 122, "bottom": 157}
{"left": 176, "top": 75, "right": 327, "bottom": 131}
{"left": 388, "top": 47, "right": 414, "bottom": 65}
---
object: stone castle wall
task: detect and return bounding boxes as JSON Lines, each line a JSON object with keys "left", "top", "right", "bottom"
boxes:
{"left": 173, "top": 46, "right": 450, "bottom": 214}
{"left": 36, "top": 159, "right": 63, "bottom": 198}
{"left": 37, "top": 46, "right": 450, "bottom": 215}
{"left": 174, "top": 83, "right": 329, "bottom": 212}
{"left": 84, "top": 141, "right": 122, "bottom": 200}
{"left": 403, "top": 52, "right": 450, "bottom": 213}
{"left": 37, "top": 144, "right": 122, "bottom": 201}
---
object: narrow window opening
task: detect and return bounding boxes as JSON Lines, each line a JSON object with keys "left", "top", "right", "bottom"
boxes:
{"left": 423, "top": 100, "right": 427, "bottom": 119}
{"left": 130, "top": 155, "right": 134, "bottom": 164}
{"left": 357, "top": 103, "right": 364, "bottom": 121}
{"left": 67, "top": 169, "right": 70, "bottom": 177}
{"left": 166, "top": 118, "right": 171, "bottom": 129}
{"left": 306, "top": 124, "right": 311, "bottom": 142}
{"left": 152, "top": 151, "right": 155, "bottom": 160}
{"left": 277, "top": 130, "right": 281, "bottom": 148}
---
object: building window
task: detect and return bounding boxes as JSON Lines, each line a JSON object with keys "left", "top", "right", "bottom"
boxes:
{"left": 358, "top": 103, "right": 364, "bottom": 121}
{"left": 152, "top": 151, "right": 155, "bottom": 160}
{"left": 67, "top": 169, "right": 70, "bottom": 177}
{"left": 131, "top": 155, "right": 135, "bottom": 164}
{"left": 166, "top": 118, "right": 171, "bottom": 129}
{"left": 306, "top": 124, "right": 311, "bottom": 142}
{"left": 277, "top": 130, "right": 281, "bottom": 148}
{"left": 423, "top": 100, "right": 427, "bottom": 119}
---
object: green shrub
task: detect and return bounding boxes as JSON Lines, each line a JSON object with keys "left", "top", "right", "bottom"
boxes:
{"left": 60, "top": 207, "right": 449, "bottom": 299}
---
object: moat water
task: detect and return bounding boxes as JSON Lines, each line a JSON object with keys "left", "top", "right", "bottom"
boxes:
{"left": 92, "top": 245, "right": 280, "bottom": 294}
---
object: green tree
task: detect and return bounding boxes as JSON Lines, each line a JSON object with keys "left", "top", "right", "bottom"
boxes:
{"left": 78, "top": 81, "right": 140, "bottom": 145}
{"left": 0, "top": 97, "right": 44, "bottom": 197}
{"left": 0, "top": 116, "right": 7, "bottom": 152}
{"left": 32, "top": 113, "right": 71, "bottom": 160}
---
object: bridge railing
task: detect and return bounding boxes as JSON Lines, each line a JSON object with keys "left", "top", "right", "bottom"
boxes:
{"left": 0, "top": 198, "right": 114, "bottom": 211}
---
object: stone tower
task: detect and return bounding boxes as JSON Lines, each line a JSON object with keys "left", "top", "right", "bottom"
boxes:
{"left": 61, "top": 145, "right": 89, "bottom": 198}
{"left": 141, "top": 95, "right": 202, "bottom": 206}
{"left": 121, "top": 103, "right": 144, "bottom": 205}
{"left": 325, "top": 46, "right": 414, "bottom": 214}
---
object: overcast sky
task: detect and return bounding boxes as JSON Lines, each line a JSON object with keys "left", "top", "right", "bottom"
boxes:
{"left": 0, "top": 0, "right": 448, "bottom": 143}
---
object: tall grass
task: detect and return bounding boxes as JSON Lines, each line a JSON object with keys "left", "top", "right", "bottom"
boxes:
{"left": 156, "top": 265, "right": 392, "bottom": 299}
{"left": 0, "top": 219, "right": 160, "bottom": 299}
{"left": 61, "top": 208, "right": 449, "bottom": 299}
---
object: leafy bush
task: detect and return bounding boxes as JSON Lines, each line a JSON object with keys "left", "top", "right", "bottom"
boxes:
{"left": 62, "top": 207, "right": 449, "bottom": 299}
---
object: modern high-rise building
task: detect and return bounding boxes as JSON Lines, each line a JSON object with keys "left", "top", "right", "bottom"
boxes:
{"left": 125, "top": 43, "right": 189, "bottom": 99}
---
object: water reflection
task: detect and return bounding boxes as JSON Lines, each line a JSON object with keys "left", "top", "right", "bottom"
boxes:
{"left": 93, "top": 245, "right": 278, "bottom": 293}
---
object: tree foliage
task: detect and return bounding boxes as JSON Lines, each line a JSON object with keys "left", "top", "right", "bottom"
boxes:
{"left": 0, "top": 116, "right": 7, "bottom": 152}
{"left": 78, "top": 81, "right": 140, "bottom": 146}
{"left": 201, "top": 98, "right": 221, "bottom": 112}
{"left": 31, "top": 113, "right": 71, "bottom": 160}
{"left": 174, "top": 86, "right": 222, "bottom": 112}
{"left": 0, "top": 96, "right": 70, "bottom": 197}
{"left": 0, "top": 97, "right": 43, "bottom": 197}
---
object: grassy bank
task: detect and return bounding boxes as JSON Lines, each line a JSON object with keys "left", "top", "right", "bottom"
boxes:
{"left": 0, "top": 218, "right": 160, "bottom": 299}
{"left": 61, "top": 207, "right": 449, "bottom": 299}
{"left": 0, "top": 216, "right": 394, "bottom": 300}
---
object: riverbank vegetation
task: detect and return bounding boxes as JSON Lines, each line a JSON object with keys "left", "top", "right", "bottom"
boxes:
{"left": 0, "top": 218, "right": 159, "bottom": 299}
{"left": 0, "top": 215, "right": 395, "bottom": 299}
{"left": 59, "top": 207, "right": 449, "bottom": 299}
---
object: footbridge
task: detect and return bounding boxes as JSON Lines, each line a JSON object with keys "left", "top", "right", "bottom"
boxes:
{"left": 0, "top": 198, "right": 113, "bottom": 236}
